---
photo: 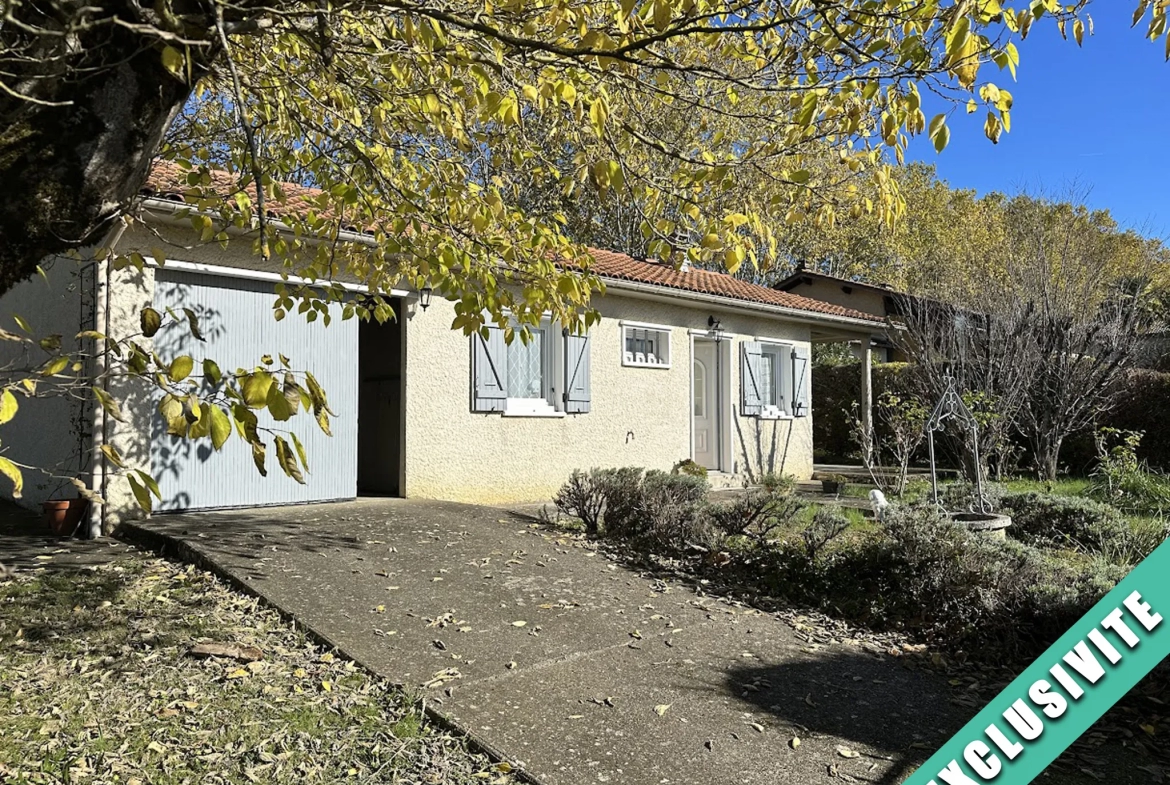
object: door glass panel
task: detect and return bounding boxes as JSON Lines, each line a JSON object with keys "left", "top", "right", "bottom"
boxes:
{"left": 693, "top": 360, "right": 706, "bottom": 417}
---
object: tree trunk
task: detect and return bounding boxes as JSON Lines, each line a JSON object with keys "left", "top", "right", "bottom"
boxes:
{"left": 0, "top": 2, "right": 216, "bottom": 295}
{"left": 1034, "top": 434, "right": 1063, "bottom": 481}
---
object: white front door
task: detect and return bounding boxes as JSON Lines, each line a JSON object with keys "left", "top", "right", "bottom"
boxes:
{"left": 692, "top": 340, "right": 719, "bottom": 470}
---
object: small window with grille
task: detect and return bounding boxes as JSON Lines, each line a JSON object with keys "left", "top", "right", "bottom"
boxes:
{"left": 621, "top": 323, "right": 672, "bottom": 368}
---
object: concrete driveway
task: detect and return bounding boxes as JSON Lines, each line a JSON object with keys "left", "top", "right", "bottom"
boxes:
{"left": 125, "top": 498, "right": 964, "bottom": 785}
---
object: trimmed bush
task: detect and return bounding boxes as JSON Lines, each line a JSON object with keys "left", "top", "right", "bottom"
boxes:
{"left": 827, "top": 506, "right": 1123, "bottom": 657}
{"left": 552, "top": 469, "right": 606, "bottom": 536}
{"left": 637, "top": 470, "right": 714, "bottom": 552}
{"left": 1104, "top": 370, "right": 1170, "bottom": 472}
{"left": 590, "top": 467, "right": 647, "bottom": 539}
{"left": 704, "top": 474, "right": 803, "bottom": 544}
{"left": 999, "top": 492, "right": 1141, "bottom": 562}
{"left": 801, "top": 507, "right": 850, "bottom": 559}
{"left": 554, "top": 467, "right": 715, "bottom": 554}
{"left": 814, "top": 364, "right": 1170, "bottom": 476}
{"left": 671, "top": 458, "right": 709, "bottom": 478}
{"left": 940, "top": 480, "right": 1006, "bottom": 512}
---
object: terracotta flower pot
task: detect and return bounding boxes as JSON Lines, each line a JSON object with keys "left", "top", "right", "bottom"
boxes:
{"left": 41, "top": 499, "right": 88, "bottom": 537}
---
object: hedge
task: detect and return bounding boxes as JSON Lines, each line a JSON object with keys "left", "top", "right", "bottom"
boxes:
{"left": 811, "top": 361, "right": 919, "bottom": 463}
{"left": 812, "top": 362, "right": 1170, "bottom": 473}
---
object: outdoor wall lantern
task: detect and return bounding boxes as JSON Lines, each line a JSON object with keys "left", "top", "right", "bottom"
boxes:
{"left": 419, "top": 285, "right": 433, "bottom": 311}
{"left": 707, "top": 315, "right": 724, "bottom": 342}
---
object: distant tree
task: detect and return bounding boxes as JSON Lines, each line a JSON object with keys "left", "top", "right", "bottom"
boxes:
{"left": 893, "top": 192, "right": 1167, "bottom": 481}
{"left": 1005, "top": 196, "right": 1165, "bottom": 479}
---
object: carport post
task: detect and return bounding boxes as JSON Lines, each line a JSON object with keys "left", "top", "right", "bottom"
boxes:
{"left": 860, "top": 336, "right": 873, "bottom": 439}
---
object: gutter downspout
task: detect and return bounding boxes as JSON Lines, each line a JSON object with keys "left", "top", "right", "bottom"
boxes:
{"left": 88, "top": 221, "right": 127, "bottom": 539}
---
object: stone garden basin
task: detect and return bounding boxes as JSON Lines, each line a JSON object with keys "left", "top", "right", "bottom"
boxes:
{"left": 948, "top": 511, "right": 1012, "bottom": 540}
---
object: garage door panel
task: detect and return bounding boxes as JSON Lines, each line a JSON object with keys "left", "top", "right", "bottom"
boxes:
{"left": 151, "top": 270, "right": 358, "bottom": 511}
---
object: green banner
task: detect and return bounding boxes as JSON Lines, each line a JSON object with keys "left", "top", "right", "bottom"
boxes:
{"left": 902, "top": 538, "right": 1170, "bottom": 785}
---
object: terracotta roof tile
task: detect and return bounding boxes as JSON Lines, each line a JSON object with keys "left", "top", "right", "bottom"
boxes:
{"left": 140, "top": 162, "right": 882, "bottom": 324}
{"left": 586, "top": 249, "right": 883, "bottom": 322}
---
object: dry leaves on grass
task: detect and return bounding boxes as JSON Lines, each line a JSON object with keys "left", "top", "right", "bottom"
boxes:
{"left": 0, "top": 553, "right": 513, "bottom": 784}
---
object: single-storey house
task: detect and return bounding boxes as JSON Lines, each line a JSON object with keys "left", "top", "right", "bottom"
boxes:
{"left": 0, "top": 166, "right": 884, "bottom": 530}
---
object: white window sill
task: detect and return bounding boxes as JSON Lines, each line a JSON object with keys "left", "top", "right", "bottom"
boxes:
{"left": 622, "top": 361, "right": 672, "bottom": 370}
{"left": 503, "top": 400, "right": 564, "bottom": 418}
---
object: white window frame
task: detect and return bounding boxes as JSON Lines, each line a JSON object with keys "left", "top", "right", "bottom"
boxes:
{"left": 503, "top": 317, "right": 564, "bottom": 417}
{"left": 757, "top": 340, "right": 793, "bottom": 420}
{"left": 620, "top": 320, "right": 672, "bottom": 369}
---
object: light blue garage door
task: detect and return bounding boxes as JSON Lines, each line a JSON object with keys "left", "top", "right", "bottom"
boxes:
{"left": 151, "top": 269, "right": 358, "bottom": 511}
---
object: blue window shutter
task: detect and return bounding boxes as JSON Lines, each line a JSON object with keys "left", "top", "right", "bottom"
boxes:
{"left": 740, "top": 341, "right": 763, "bottom": 416}
{"left": 791, "top": 345, "right": 811, "bottom": 417}
{"left": 471, "top": 327, "right": 507, "bottom": 412}
{"left": 563, "top": 329, "right": 591, "bottom": 414}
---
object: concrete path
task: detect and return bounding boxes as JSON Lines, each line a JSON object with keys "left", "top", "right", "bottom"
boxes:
{"left": 125, "top": 498, "right": 965, "bottom": 785}
{"left": 0, "top": 501, "right": 135, "bottom": 573}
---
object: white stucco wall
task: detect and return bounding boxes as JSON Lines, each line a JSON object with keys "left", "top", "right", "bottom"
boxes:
{"left": 784, "top": 278, "right": 890, "bottom": 317}
{"left": 0, "top": 259, "right": 88, "bottom": 507}
{"left": 403, "top": 292, "right": 815, "bottom": 504}
{"left": 102, "top": 264, "right": 157, "bottom": 523}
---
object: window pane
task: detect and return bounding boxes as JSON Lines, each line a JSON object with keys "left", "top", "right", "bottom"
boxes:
{"left": 693, "top": 361, "right": 705, "bottom": 417}
{"left": 507, "top": 329, "right": 544, "bottom": 399}
{"left": 760, "top": 352, "right": 775, "bottom": 406}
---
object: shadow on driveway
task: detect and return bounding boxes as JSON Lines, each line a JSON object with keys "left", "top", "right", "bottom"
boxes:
{"left": 726, "top": 650, "right": 965, "bottom": 784}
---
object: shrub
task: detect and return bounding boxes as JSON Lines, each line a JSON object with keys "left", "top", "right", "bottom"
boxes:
{"left": 590, "top": 466, "right": 647, "bottom": 539}
{"left": 1087, "top": 428, "right": 1170, "bottom": 516}
{"left": 637, "top": 470, "right": 715, "bottom": 552}
{"left": 864, "top": 506, "right": 1122, "bottom": 657}
{"left": 879, "top": 506, "right": 1025, "bottom": 640}
{"left": 552, "top": 470, "right": 606, "bottom": 536}
{"left": 671, "top": 459, "right": 708, "bottom": 478}
{"left": 1128, "top": 517, "right": 1170, "bottom": 561}
{"left": 759, "top": 472, "right": 796, "bottom": 495}
{"left": 704, "top": 475, "right": 803, "bottom": 544}
{"left": 1100, "top": 369, "right": 1170, "bottom": 472}
{"left": 554, "top": 467, "right": 715, "bottom": 554}
{"left": 812, "top": 363, "right": 920, "bottom": 463}
{"left": 999, "top": 492, "right": 1131, "bottom": 557}
{"left": 801, "top": 508, "right": 850, "bottom": 559}
{"left": 940, "top": 480, "right": 1006, "bottom": 512}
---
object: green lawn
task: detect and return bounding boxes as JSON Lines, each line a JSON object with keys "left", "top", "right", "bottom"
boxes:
{"left": 0, "top": 553, "right": 513, "bottom": 785}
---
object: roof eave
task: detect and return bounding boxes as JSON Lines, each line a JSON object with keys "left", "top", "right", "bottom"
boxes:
{"left": 599, "top": 276, "right": 885, "bottom": 331}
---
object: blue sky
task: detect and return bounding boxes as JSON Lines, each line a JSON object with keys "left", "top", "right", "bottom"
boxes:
{"left": 907, "top": 5, "right": 1170, "bottom": 240}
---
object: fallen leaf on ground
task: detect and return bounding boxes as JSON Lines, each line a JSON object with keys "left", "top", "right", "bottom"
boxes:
{"left": 654, "top": 704, "right": 671, "bottom": 716}
{"left": 188, "top": 642, "right": 263, "bottom": 662}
